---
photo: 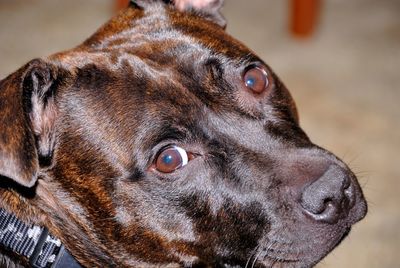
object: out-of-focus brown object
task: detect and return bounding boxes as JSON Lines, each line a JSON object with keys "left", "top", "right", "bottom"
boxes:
{"left": 291, "top": 0, "right": 321, "bottom": 37}
{"left": 116, "top": 0, "right": 130, "bottom": 11}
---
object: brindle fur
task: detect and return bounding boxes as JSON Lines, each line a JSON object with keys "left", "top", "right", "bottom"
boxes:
{"left": 0, "top": 1, "right": 366, "bottom": 267}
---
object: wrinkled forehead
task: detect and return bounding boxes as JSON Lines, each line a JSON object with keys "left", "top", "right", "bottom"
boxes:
{"left": 52, "top": 4, "right": 257, "bottom": 70}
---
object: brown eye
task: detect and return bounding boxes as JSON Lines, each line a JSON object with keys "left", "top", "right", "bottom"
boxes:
{"left": 154, "top": 146, "right": 189, "bottom": 173}
{"left": 243, "top": 66, "right": 269, "bottom": 93}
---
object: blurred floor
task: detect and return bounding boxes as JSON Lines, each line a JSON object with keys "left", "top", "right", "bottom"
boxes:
{"left": 0, "top": 0, "right": 399, "bottom": 267}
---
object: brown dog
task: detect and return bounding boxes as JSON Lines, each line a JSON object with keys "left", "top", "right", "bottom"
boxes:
{"left": 0, "top": 0, "right": 367, "bottom": 267}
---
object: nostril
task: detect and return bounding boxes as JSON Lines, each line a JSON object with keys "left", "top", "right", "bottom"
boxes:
{"left": 300, "top": 165, "right": 355, "bottom": 224}
{"left": 303, "top": 200, "right": 340, "bottom": 224}
{"left": 322, "top": 198, "right": 334, "bottom": 212}
{"left": 301, "top": 195, "right": 348, "bottom": 224}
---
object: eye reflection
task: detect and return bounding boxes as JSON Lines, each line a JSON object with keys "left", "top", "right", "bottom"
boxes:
{"left": 154, "top": 146, "right": 188, "bottom": 173}
{"left": 243, "top": 66, "right": 269, "bottom": 94}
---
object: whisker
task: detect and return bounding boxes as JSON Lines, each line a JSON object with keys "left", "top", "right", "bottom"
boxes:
{"left": 255, "top": 240, "right": 278, "bottom": 268}
{"left": 251, "top": 247, "right": 264, "bottom": 268}
{"left": 245, "top": 245, "right": 260, "bottom": 268}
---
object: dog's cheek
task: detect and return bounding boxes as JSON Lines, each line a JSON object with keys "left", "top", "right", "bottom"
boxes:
{"left": 177, "top": 193, "right": 270, "bottom": 263}
{"left": 113, "top": 179, "right": 199, "bottom": 248}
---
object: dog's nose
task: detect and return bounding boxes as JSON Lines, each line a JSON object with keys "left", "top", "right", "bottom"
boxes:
{"left": 300, "top": 165, "right": 355, "bottom": 224}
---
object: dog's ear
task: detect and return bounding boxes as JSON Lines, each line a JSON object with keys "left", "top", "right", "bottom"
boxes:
{"left": 0, "top": 59, "right": 58, "bottom": 188}
{"left": 173, "top": 0, "right": 226, "bottom": 28}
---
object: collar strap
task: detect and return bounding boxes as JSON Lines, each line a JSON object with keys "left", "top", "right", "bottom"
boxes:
{"left": 0, "top": 208, "right": 81, "bottom": 268}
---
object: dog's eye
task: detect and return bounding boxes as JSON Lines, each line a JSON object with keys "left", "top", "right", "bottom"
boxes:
{"left": 154, "top": 146, "right": 189, "bottom": 173}
{"left": 243, "top": 66, "right": 269, "bottom": 94}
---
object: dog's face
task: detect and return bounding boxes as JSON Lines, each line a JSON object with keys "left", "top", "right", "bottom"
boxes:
{"left": 0, "top": 1, "right": 366, "bottom": 267}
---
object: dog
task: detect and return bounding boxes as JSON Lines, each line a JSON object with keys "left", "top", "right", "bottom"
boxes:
{"left": 0, "top": 0, "right": 367, "bottom": 267}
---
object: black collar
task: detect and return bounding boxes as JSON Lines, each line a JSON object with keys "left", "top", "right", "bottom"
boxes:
{"left": 0, "top": 208, "right": 82, "bottom": 268}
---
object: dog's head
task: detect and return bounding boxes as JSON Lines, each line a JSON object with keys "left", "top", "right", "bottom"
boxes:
{"left": 0, "top": 1, "right": 366, "bottom": 267}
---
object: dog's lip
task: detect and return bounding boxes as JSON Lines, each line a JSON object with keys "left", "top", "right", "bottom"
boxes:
{"left": 245, "top": 247, "right": 301, "bottom": 267}
{"left": 256, "top": 255, "right": 300, "bottom": 267}
{"left": 221, "top": 257, "right": 300, "bottom": 268}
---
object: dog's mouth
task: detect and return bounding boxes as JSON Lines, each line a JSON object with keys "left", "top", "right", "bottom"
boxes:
{"left": 214, "top": 245, "right": 301, "bottom": 268}
{"left": 256, "top": 257, "right": 300, "bottom": 268}
{"left": 238, "top": 227, "right": 352, "bottom": 268}
{"left": 218, "top": 255, "right": 299, "bottom": 268}
{"left": 245, "top": 247, "right": 301, "bottom": 268}
{"left": 249, "top": 252, "right": 300, "bottom": 268}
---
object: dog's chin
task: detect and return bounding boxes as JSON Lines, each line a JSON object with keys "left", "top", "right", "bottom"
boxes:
{"left": 243, "top": 227, "right": 352, "bottom": 268}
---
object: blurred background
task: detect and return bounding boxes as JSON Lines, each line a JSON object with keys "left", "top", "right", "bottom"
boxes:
{"left": 0, "top": 0, "right": 399, "bottom": 267}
